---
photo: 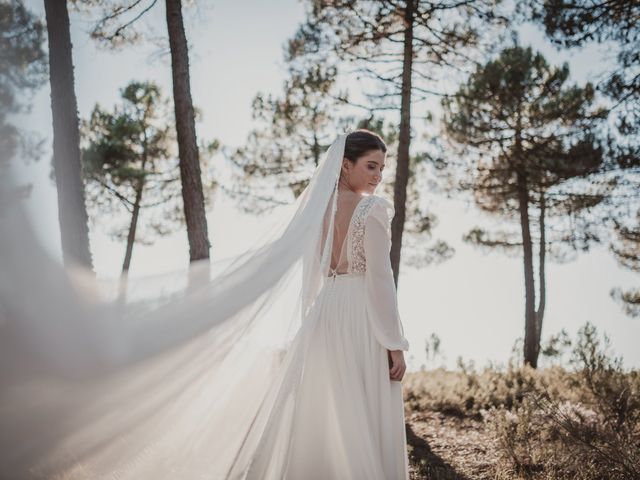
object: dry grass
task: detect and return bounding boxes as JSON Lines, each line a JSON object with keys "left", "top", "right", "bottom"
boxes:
{"left": 404, "top": 322, "right": 640, "bottom": 480}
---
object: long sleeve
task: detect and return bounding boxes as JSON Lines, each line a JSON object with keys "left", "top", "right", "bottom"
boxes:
{"left": 363, "top": 197, "right": 410, "bottom": 351}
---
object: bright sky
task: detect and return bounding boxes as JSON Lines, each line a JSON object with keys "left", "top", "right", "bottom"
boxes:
{"left": 13, "top": 0, "right": 640, "bottom": 371}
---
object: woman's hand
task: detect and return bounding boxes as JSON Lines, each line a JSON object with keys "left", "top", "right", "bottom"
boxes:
{"left": 387, "top": 349, "right": 406, "bottom": 381}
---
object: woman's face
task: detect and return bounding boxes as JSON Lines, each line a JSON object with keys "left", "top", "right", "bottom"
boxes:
{"left": 341, "top": 149, "right": 386, "bottom": 195}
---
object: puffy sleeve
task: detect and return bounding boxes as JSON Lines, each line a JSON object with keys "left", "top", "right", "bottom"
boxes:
{"left": 363, "top": 196, "right": 410, "bottom": 351}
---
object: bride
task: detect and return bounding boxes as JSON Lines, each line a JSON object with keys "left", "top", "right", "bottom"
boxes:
{"left": 0, "top": 129, "right": 410, "bottom": 479}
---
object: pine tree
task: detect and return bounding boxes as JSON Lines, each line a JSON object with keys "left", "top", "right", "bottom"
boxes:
{"left": 528, "top": 0, "right": 640, "bottom": 320}
{"left": 610, "top": 216, "right": 640, "bottom": 317}
{"left": 81, "top": 81, "right": 217, "bottom": 272}
{"left": 530, "top": 0, "right": 639, "bottom": 152}
{"left": 0, "top": 0, "right": 47, "bottom": 196}
{"left": 73, "top": 0, "right": 212, "bottom": 261}
{"left": 442, "top": 45, "right": 607, "bottom": 367}
{"left": 225, "top": 52, "right": 348, "bottom": 213}
{"left": 44, "top": 0, "right": 93, "bottom": 269}
{"left": 165, "top": 0, "right": 209, "bottom": 261}
{"left": 294, "top": 0, "right": 505, "bottom": 285}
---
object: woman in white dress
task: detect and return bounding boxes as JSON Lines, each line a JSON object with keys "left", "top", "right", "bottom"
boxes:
{"left": 0, "top": 130, "right": 410, "bottom": 479}
{"left": 234, "top": 130, "right": 411, "bottom": 479}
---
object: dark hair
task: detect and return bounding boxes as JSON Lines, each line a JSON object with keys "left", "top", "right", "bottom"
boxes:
{"left": 344, "top": 129, "right": 387, "bottom": 163}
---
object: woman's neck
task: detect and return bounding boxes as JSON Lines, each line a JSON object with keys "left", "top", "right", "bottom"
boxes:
{"left": 337, "top": 177, "right": 358, "bottom": 194}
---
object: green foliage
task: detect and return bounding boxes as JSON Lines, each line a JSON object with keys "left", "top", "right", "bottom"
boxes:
{"left": 442, "top": 44, "right": 608, "bottom": 254}
{"left": 225, "top": 61, "right": 346, "bottom": 212}
{"left": 608, "top": 176, "right": 640, "bottom": 319}
{"left": 69, "top": 0, "right": 163, "bottom": 49}
{"left": 304, "top": 0, "right": 506, "bottom": 101}
{"left": 288, "top": 0, "right": 504, "bottom": 269}
{"left": 530, "top": 0, "right": 640, "bottom": 141}
{"left": 0, "top": 0, "right": 47, "bottom": 176}
{"left": 81, "top": 80, "right": 216, "bottom": 251}
{"left": 441, "top": 44, "right": 611, "bottom": 367}
{"left": 526, "top": 2, "right": 640, "bottom": 318}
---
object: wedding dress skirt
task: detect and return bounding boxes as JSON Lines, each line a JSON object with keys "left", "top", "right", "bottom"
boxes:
{"left": 282, "top": 272, "right": 409, "bottom": 480}
{"left": 227, "top": 193, "right": 411, "bottom": 480}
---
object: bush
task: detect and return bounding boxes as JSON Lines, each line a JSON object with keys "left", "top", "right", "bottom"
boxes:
{"left": 404, "top": 359, "right": 574, "bottom": 420}
{"left": 486, "top": 322, "right": 640, "bottom": 479}
{"left": 404, "top": 322, "right": 640, "bottom": 479}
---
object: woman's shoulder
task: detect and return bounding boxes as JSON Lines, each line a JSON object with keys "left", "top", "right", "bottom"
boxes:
{"left": 359, "top": 194, "right": 392, "bottom": 207}
{"left": 364, "top": 194, "right": 394, "bottom": 223}
{"left": 372, "top": 194, "right": 393, "bottom": 209}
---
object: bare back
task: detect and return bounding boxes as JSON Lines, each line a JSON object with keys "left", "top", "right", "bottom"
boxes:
{"left": 327, "top": 190, "right": 366, "bottom": 275}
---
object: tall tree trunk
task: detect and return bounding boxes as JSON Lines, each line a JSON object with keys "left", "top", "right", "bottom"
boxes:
{"left": 121, "top": 172, "right": 145, "bottom": 273}
{"left": 517, "top": 168, "right": 538, "bottom": 367}
{"left": 390, "top": 0, "right": 414, "bottom": 288}
{"left": 165, "top": 0, "right": 210, "bottom": 262}
{"left": 312, "top": 109, "right": 321, "bottom": 167}
{"left": 536, "top": 190, "right": 547, "bottom": 352}
{"left": 43, "top": 0, "right": 92, "bottom": 270}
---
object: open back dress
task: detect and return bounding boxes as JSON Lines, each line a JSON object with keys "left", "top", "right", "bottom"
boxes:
{"left": 240, "top": 190, "right": 411, "bottom": 479}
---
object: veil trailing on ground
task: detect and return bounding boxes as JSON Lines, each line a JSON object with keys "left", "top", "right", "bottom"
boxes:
{"left": 0, "top": 133, "right": 352, "bottom": 478}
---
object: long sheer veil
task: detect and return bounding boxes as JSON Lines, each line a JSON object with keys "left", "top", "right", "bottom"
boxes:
{"left": 0, "top": 132, "right": 349, "bottom": 478}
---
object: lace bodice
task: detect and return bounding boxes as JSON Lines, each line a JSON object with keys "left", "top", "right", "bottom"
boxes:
{"left": 325, "top": 192, "right": 397, "bottom": 277}
{"left": 326, "top": 193, "right": 378, "bottom": 276}
{"left": 346, "top": 195, "right": 377, "bottom": 274}
{"left": 323, "top": 192, "right": 409, "bottom": 351}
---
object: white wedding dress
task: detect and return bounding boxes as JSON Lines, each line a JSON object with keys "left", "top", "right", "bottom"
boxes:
{"left": 238, "top": 192, "right": 411, "bottom": 479}
{"left": 0, "top": 133, "right": 410, "bottom": 479}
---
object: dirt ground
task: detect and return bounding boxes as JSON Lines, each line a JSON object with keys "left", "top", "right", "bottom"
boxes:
{"left": 406, "top": 411, "right": 502, "bottom": 480}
